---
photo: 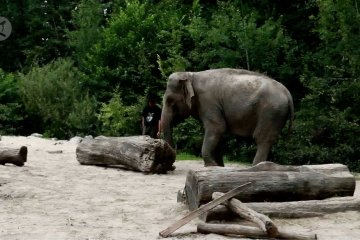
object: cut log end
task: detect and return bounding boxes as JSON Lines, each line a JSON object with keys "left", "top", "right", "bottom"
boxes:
{"left": 0, "top": 146, "right": 28, "bottom": 167}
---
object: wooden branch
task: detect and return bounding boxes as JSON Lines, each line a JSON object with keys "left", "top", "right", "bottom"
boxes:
{"left": 206, "top": 196, "right": 360, "bottom": 221}
{"left": 76, "top": 136, "right": 176, "bottom": 174}
{"left": 185, "top": 163, "right": 355, "bottom": 210}
{"left": 198, "top": 222, "right": 317, "bottom": 240}
{"left": 0, "top": 146, "right": 27, "bottom": 166}
{"left": 158, "top": 182, "right": 251, "bottom": 238}
{"left": 212, "top": 192, "right": 279, "bottom": 237}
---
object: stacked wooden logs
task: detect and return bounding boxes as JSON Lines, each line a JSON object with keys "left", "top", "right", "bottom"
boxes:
{"left": 198, "top": 191, "right": 318, "bottom": 239}
{"left": 170, "top": 161, "right": 358, "bottom": 239}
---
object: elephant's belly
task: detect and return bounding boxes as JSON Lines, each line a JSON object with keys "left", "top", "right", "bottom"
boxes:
{"left": 224, "top": 109, "right": 258, "bottom": 137}
{"left": 228, "top": 119, "right": 256, "bottom": 137}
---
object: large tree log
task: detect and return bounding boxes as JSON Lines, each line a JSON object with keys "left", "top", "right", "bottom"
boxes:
{"left": 184, "top": 162, "right": 355, "bottom": 210}
{"left": 0, "top": 146, "right": 27, "bottom": 166}
{"left": 198, "top": 223, "right": 317, "bottom": 240}
{"left": 206, "top": 196, "right": 360, "bottom": 221}
{"left": 76, "top": 136, "right": 176, "bottom": 174}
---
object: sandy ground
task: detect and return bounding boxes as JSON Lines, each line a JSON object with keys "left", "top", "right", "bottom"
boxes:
{"left": 0, "top": 136, "right": 359, "bottom": 240}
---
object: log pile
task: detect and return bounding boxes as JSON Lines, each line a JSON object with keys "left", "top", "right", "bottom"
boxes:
{"left": 184, "top": 161, "right": 356, "bottom": 210}
{"left": 0, "top": 146, "right": 28, "bottom": 166}
{"left": 164, "top": 161, "right": 359, "bottom": 239}
{"left": 76, "top": 136, "right": 176, "bottom": 174}
{"left": 206, "top": 195, "right": 360, "bottom": 220}
{"left": 160, "top": 184, "right": 318, "bottom": 239}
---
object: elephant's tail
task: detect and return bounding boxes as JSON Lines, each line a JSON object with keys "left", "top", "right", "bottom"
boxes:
{"left": 286, "top": 90, "right": 295, "bottom": 137}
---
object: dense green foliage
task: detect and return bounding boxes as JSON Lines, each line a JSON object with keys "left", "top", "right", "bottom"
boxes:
{"left": 18, "top": 59, "right": 98, "bottom": 138}
{"left": 0, "top": 69, "right": 23, "bottom": 134}
{"left": 0, "top": 0, "right": 359, "bottom": 171}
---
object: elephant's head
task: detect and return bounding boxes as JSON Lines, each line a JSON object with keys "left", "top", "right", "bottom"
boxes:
{"left": 161, "top": 72, "right": 194, "bottom": 148}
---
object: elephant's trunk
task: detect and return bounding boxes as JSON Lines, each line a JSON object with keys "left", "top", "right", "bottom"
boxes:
{"left": 161, "top": 111, "right": 175, "bottom": 149}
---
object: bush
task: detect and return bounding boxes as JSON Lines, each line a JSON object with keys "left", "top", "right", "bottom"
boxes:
{"left": 0, "top": 69, "right": 24, "bottom": 134}
{"left": 173, "top": 118, "right": 203, "bottom": 156}
{"left": 97, "top": 90, "right": 145, "bottom": 136}
{"left": 18, "top": 58, "right": 98, "bottom": 138}
{"left": 273, "top": 76, "right": 360, "bottom": 172}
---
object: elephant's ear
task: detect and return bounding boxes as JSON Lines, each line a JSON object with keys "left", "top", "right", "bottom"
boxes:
{"left": 181, "top": 73, "right": 194, "bottom": 109}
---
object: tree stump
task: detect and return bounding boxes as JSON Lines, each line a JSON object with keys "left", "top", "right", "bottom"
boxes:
{"left": 184, "top": 162, "right": 356, "bottom": 210}
{"left": 0, "top": 146, "right": 27, "bottom": 166}
{"left": 76, "top": 136, "right": 176, "bottom": 174}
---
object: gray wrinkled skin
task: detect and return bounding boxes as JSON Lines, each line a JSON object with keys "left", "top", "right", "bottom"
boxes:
{"left": 161, "top": 68, "right": 294, "bottom": 166}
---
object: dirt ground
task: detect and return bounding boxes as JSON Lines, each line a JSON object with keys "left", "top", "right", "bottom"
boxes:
{"left": 0, "top": 136, "right": 359, "bottom": 240}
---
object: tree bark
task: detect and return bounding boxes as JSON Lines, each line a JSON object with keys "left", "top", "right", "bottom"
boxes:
{"left": 205, "top": 196, "right": 360, "bottom": 221}
{"left": 198, "top": 223, "right": 317, "bottom": 240}
{"left": 212, "top": 192, "right": 279, "bottom": 237}
{"left": 76, "top": 136, "right": 176, "bottom": 174}
{"left": 0, "top": 146, "right": 27, "bottom": 166}
{"left": 185, "top": 162, "right": 355, "bottom": 210}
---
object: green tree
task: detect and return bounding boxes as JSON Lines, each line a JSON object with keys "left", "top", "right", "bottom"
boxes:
{"left": 68, "top": 0, "right": 106, "bottom": 71}
{"left": 18, "top": 58, "right": 98, "bottom": 138}
{"left": 273, "top": 0, "right": 360, "bottom": 171}
{"left": 83, "top": 0, "right": 192, "bottom": 102}
{"left": 0, "top": 69, "right": 24, "bottom": 134}
{"left": 0, "top": 0, "right": 76, "bottom": 71}
{"left": 97, "top": 90, "right": 145, "bottom": 136}
{"left": 187, "top": 1, "right": 297, "bottom": 85}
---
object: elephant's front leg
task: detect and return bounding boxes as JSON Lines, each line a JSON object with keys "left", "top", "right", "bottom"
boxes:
{"left": 201, "top": 126, "right": 225, "bottom": 167}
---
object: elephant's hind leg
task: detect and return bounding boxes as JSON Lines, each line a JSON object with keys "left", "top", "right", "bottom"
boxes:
{"left": 252, "top": 123, "right": 280, "bottom": 165}
{"left": 252, "top": 140, "right": 273, "bottom": 165}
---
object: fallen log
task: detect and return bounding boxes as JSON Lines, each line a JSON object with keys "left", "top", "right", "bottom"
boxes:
{"left": 0, "top": 146, "right": 27, "bottom": 166}
{"left": 185, "top": 162, "right": 355, "bottom": 210}
{"left": 212, "top": 192, "right": 279, "bottom": 237}
{"left": 205, "top": 196, "right": 360, "bottom": 221}
{"left": 198, "top": 223, "right": 317, "bottom": 240}
{"left": 76, "top": 136, "right": 175, "bottom": 174}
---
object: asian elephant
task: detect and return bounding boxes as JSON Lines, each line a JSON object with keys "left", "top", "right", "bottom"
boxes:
{"left": 160, "top": 68, "right": 294, "bottom": 166}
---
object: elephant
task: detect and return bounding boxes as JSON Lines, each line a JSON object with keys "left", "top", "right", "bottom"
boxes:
{"left": 160, "top": 68, "right": 294, "bottom": 166}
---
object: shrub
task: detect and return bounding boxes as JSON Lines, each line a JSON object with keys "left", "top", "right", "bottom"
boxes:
{"left": 18, "top": 58, "right": 98, "bottom": 138}
{"left": 173, "top": 118, "right": 203, "bottom": 156}
{"left": 0, "top": 69, "right": 24, "bottom": 134}
{"left": 97, "top": 90, "right": 145, "bottom": 136}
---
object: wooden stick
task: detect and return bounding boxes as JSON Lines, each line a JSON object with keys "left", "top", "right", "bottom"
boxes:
{"left": 159, "top": 182, "right": 251, "bottom": 238}
{"left": 198, "top": 222, "right": 317, "bottom": 240}
{"left": 213, "top": 192, "right": 279, "bottom": 237}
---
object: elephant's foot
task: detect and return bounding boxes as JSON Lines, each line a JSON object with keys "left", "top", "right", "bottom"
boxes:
{"left": 204, "top": 161, "right": 222, "bottom": 167}
{"left": 252, "top": 159, "right": 266, "bottom": 166}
